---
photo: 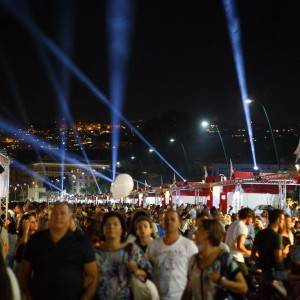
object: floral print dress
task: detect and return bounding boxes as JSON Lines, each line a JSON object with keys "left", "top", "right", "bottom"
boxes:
{"left": 94, "top": 243, "right": 152, "bottom": 300}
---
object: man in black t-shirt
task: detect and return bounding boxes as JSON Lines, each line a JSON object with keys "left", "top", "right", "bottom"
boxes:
{"left": 253, "top": 209, "right": 285, "bottom": 281}
{"left": 21, "top": 202, "right": 98, "bottom": 300}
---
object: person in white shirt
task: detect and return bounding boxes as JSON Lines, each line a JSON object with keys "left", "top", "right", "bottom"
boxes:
{"left": 147, "top": 209, "right": 198, "bottom": 300}
{"left": 225, "top": 208, "right": 255, "bottom": 276}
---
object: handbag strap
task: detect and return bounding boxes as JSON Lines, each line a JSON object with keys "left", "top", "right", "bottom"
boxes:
{"left": 218, "top": 251, "right": 231, "bottom": 277}
{"left": 122, "top": 243, "right": 134, "bottom": 264}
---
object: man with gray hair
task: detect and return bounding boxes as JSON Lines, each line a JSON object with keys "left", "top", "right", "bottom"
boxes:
{"left": 21, "top": 202, "right": 98, "bottom": 300}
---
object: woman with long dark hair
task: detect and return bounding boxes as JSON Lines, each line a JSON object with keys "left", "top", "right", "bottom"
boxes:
{"left": 14, "top": 212, "right": 38, "bottom": 278}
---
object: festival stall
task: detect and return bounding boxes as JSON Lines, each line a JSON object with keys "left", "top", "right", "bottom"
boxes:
{"left": 159, "top": 171, "right": 300, "bottom": 214}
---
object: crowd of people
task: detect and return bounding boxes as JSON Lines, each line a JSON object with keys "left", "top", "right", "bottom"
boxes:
{"left": 1, "top": 200, "right": 300, "bottom": 300}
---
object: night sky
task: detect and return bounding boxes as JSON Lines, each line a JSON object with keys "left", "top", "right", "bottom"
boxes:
{"left": 0, "top": 0, "right": 299, "bottom": 127}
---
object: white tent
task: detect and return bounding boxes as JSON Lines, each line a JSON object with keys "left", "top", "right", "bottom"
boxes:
{"left": 0, "top": 153, "right": 10, "bottom": 217}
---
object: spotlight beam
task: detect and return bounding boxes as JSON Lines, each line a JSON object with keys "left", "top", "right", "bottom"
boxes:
{"left": 106, "top": 0, "right": 135, "bottom": 180}
{"left": 58, "top": 0, "right": 75, "bottom": 103}
{"left": 0, "top": 49, "right": 48, "bottom": 177}
{"left": 222, "top": 0, "right": 258, "bottom": 169}
{"left": 12, "top": 159, "right": 62, "bottom": 192}
{"left": 57, "top": 0, "right": 76, "bottom": 193}
{"left": 35, "top": 45, "right": 102, "bottom": 193}
{"left": 0, "top": 117, "right": 113, "bottom": 183}
{"left": 1, "top": 4, "right": 186, "bottom": 181}
{"left": 0, "top": 50, "right": 29, "bottom": 126}
{"left": 0, "top": 104, "right": 21, "bottom": 126}
{"left": 60, "top": 122, "right": 67, "bottom": 194}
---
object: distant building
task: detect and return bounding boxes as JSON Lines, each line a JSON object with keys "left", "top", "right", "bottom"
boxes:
{"left": 31, "top": 162, "right": 110, "bottom": 194}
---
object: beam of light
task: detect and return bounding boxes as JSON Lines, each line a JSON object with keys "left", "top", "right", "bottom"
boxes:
{"left": 60, "top": 121, "right": 67, "bottom": 194}
{"left": 0, "top": 104, "right": 20, "bottom": 125}
{"left": 34, "top": 43, "right": 102, "bottom": 194}
{"left": 12, "top": 159, "right": 62, "bottom": 192}
{"left": 0, "top": 3, "right": 186, "bottom": 182}
{"left": 13, "top": 0, "right": 100, "bottom": 193}
{"left": 57, "top": 0, "right": 76, "bottom": 194}
{"left": 106, "top": 0, "right": 135, "bottom": 180}
{"left": 58, "top": 0, "right": 75, "bottom": 103}
{"left": 0, "top": 49, "right": 29, "bottom": 126}
{"left": 0, "top": 49, "right": 48, "bottom": 177}
{"left": 222, "top": 0, "right": 258, "bottom": 169}
{"left": 0, "top": 117, "right": 113, "bottom": 183}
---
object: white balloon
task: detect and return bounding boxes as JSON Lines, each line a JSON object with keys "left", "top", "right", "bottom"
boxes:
{"left": 110, "top": 173, "right": 134, "bottom": 199}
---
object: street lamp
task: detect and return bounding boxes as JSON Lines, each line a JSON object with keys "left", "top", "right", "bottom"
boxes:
{"left": 201, "top": 120, "right": 229, "bottom": 171}
{"left": 131, "top": 156, "right": 135, "bottom": 160}
{"left": 169, "top": 137, "right": 190, "bottom": 179}
{"left": 246, "top": 99, "right": 280, "bottom": 169}
{"left": 245, "top": 99, "right": 253, "bottom": 104}
{"left": 201, "top": 120, "right": 210, "bottom": 128}
{"left": 148, "top": 148, "right": 154, "bottom": 153}
{"left": 24, "top": 183, "right": 29, "bottom": 199}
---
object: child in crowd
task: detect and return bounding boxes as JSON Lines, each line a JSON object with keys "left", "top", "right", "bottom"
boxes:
{"left": 134, "top": 216, "right": 154, "bottom": 253}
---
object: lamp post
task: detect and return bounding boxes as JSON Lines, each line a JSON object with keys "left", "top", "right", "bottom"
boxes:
{"left": 245, "top": 99, "right": 280, "bottom": 169}
{"left": 14, "top": 186, "right": 17, "bottom": 201}
{"left": 24, "top": 183, "right": 29, "bottom": 200}
{"left": 169, "top": 138, "right": 190, "bottom": 180}
{"left": 201, "top": 120, "right": 229, "bottom": 173}
{"left": 18, "top": 184, "right": 24, "bottom": 202}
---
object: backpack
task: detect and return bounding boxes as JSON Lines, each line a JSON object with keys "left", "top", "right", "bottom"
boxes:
{"left": 215, "top": 251, "right": 245, "bottom": 300}
{"left": 187, "top": 251, "right": 244, "bottom": 300}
